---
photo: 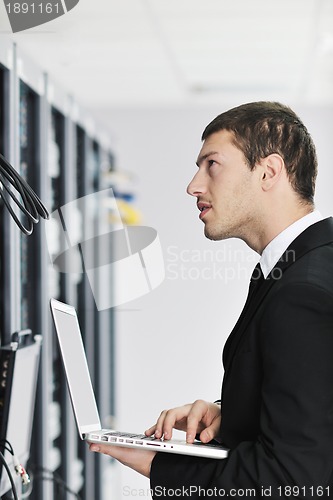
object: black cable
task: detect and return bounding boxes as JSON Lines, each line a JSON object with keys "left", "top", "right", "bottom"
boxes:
{"left": 0, "top": 445, "right": 13, "bottom": 456}
{"left": 1, "top": 442, "right": 82, "bottom": 499}
{"left": 0, "top": 153, "right": 49, "bottom": 235}
{"left": 0, "top": 440, "right": 14, "bottom": 456}
{"left": 0, "top": 451, "right": 18, "bottom": 500}
{"left": 0, "top": 442, "right": 82, "bottom": 499}
{"left": 28, "top": 464, "right": 82, "bottom": 500}
{"left": 35, "top": 474, "right": 82, "bottom": 500}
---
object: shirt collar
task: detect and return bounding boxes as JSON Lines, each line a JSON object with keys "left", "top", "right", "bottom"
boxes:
{"left": 260, "top": 210, "right": 324, "bottom": 279}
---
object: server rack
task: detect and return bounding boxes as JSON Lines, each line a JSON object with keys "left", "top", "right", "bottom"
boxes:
{"left": 15, "top": 48, "right": 55, "bottom": 500}
{"left": 75, "top": 124, "right": 101, "bottom": 500}
{"left": 94, "top": 147, "right": 116, "bottom": 500}
{"left": 0, "top": 43, "right": 116, "bottom": 500}
{"left": 47, "top": 93, "right": 78, "bottom": 498}
{"left": 19, "top": 80, "right": 41, "bottom": 331}
{"left": 0, "top": 57, "right": 11, "bottom": 345}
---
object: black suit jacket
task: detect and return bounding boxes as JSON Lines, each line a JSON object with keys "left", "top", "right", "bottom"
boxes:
{"left": 150, "top": 217, "right": 333, "bottom": 499}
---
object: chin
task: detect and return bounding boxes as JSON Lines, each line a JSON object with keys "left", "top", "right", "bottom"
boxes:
{"left": 204, "top": 227, "right": 225, "bottom": 241}
{"left": 204, "top": 222, "right": 233, "bottom": 241}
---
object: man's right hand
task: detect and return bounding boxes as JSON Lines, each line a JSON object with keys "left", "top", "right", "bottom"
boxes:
{"left": 145, "top": 399, "right": 221, "bottom": 444}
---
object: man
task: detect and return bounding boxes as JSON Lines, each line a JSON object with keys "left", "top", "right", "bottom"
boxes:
{"left": 90, "top": 102, "right": 333, "bottom": 498}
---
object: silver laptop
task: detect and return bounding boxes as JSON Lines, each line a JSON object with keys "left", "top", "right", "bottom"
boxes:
{"left": 50, "top": 298, "right": 229, "bottom": 460}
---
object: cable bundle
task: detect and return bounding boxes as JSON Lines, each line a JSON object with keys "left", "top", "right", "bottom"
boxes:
{"left": 0, "top": 439, "right": 82, "bottom": 499}
{"left": 0, "top": 154, "right": 49, "bottom": 235}
{"left": 0, "top": 439, "right": 24, "bottom": 500}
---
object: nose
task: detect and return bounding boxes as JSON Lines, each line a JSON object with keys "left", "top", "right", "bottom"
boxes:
{"left": 187, "top": 169, "right": 206, "bottom": 197}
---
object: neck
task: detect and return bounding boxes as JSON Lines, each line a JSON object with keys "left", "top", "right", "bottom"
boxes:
{"left": 246, "top": 202, "right": 314, "bottom": 255}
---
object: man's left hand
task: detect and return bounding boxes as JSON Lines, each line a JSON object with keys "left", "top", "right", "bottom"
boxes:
{"left": 89, "top": 442, "right": 156, "bottom": 478}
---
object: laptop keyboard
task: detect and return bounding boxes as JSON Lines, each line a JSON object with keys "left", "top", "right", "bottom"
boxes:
{"left": 101, "top": 431, "right": 221, "bottom": 448}
{"left": 103, "top": 431, "right": 150, "bottom": 439}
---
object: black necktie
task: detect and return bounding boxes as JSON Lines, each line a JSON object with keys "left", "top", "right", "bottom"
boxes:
{"left": 248, "top": 262, "right": 264, "bottom": 298}
{"left": 222, "top": 262, "right": 265, "bottom": 368}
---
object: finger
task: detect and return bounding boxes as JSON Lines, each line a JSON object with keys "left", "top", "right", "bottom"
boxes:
{"left": 161, "top": 405, "right": 192, "bottom": 440}
{"left": 145, "top": 424, "right": 157, "bottom": 437}
{"left": 151, "top": 405, "right": 192, "bottom": 440}
{"left": 147, "top": 410, "right": 168, "bottom": 439}
{"left": 155, "top": 410, "right": 171, "bottom": 438}
{"left": 89, "top": 442, "right": 122, "bottom": 458}
{"left": 185, "top": 400, "right": 208, "bottom": 443}
{"left": 199, "top": 415, "right": 221, "bottom": 443}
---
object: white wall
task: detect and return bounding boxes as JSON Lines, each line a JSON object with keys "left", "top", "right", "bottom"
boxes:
{"left": 103, "top": 104, "right": 333, "bottom": 499}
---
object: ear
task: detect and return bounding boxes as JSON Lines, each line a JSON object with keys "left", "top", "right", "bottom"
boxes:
{"left": 259, "top": 154, "right": 284, "bottom": 192}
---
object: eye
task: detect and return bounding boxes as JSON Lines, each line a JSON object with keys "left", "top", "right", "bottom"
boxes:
{"left": 208, "top": 159, "right": 217, "bottom": 168}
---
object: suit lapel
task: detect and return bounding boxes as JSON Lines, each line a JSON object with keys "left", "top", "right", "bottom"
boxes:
{"left": 223, "top": 217, "right": 333, "bottom": 372}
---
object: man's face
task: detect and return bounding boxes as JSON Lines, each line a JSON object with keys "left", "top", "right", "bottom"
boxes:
{"left": 187, "top": 129, "right": 260, "bottom": 242}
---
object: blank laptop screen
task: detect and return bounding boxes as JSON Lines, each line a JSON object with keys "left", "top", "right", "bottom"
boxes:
{"left": 52, "top": 305, "right": 101, "bottom": 436}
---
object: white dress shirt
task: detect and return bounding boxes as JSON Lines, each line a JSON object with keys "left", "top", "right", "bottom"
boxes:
{"left": 260, "top": 210, "right": 324, "bottom": 279}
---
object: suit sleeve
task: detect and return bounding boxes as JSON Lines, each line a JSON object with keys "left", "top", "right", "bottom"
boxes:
{"left": 150, "top": 282, "right": 333, "bottom": 499}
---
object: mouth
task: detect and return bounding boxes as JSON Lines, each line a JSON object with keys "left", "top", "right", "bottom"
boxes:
{"left": 197, "top": 202, "right": 212, "bottom": 220}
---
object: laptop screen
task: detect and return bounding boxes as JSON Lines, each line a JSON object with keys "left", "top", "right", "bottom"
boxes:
{"left": 51, "top": 300, "right": 101, "bottom": 437}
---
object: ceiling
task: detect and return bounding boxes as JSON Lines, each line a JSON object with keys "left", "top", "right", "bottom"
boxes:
{"left": 0, "top": 0, "right": 333, "bottom": 126}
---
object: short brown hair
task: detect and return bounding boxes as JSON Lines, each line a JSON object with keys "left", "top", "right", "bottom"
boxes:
{"left": 202, "top": 102, "right": 317, "bottom": 203}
